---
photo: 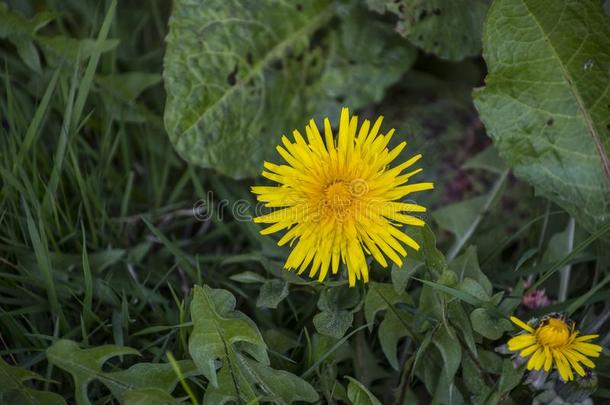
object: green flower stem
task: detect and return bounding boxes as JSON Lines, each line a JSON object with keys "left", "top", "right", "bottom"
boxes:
{"left": 558, "top": 217, "right": 575, "bottom": 303}
{"left": 446, "top": 169, "right": 509, "bottom": 262}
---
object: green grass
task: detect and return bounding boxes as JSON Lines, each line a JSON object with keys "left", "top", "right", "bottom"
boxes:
{"left": 1, "top": 0, "right": 609, "bottom": 403}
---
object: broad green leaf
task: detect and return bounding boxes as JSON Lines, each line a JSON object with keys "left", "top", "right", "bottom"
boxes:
{"left": 364, "top": 283, "right": 414, "bottom": 369}
{"left": 447, "top": 302, "right": 477, "bottom": 357}
{"left": 0, "top": 357, "right": 66, "bottom": 405}
{"left": 345, "top": 376, "right": 382, "bottom": 405}
{"left": 364, "top": 282, "right": 412, "bottom": 326}
{"left": 229, "top": 271, "right": 267, "bottom": 284}
{"left": 417, "top": 277, "right": 483, "bottom": 307}
{"left": 313, "top": 309, "right": 353, "bottom": 339}
{"left": 97, "top": 73, "right": 162, "bottom": 102}
{"left": 461, "top": 355, "right": 487, "bottom": 396}
{"left": 430, "top": 325, "right": 464, "bottom": 404}
{"left": 123, "top": 388, "right": 182, "bottom": 405}
{"left": 204, "top": 352, "right": 318, "bottom": 405}
{"left": 256, "top": 279, "right": 289, "bottom": 309}
{"left": 107, "top": 361, "right": 198, "bottom": 400}
{"left": 498, "top": 359, "right": 524, "bottom": 394}
{"left": 306, "top": 3, "right": 417, "bottom": 123}
{"left": 236, "top": 354, "right": 319, "bottom": 404}
{"left": 450, "top": 247, "right": 492, "bottom": 296}
{"left": 462, "top": 146, "right": 507, "bottom": 174}
{"left": 163, "top": 0, "right": 414, "bottom": 178}
{"left": 313, "top": 285, "right": 360, "bottom": 338}
{"left": 390, "top": 258, "right": 422, "bottom": 293}
{"left": 474, "top": 0, "right": 610, "bottom": 233}
{"left": 433, "top": 195, "right": 487, "bottom": 242}
{"left": 459, "top": 278, "right": 490, "bottom": 302}
{"left": 470, "top": 308, "right": 512, "bottom": 340}
{"left": 37, "top": 36, "right": 119, "bottom": 66}
{"left": 47, "top": 339, "right": 191, "bottom": 405}
{"left": 189, "top": 285, "right": 268, "bottom": 387}
{"left": 366, "top": 0, "right": 490, "bottom": 61}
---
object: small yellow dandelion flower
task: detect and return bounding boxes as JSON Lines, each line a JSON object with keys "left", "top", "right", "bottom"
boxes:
{"left": 251, "top": 107, "right": 433, "bottom": 286}
{"left": 507, "top": 314, "right": 603, "bottom": 381}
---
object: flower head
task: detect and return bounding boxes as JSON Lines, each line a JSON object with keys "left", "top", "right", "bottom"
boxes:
{"left": 508, "top": 314, "right": 603, "bottom": 381}
{"left": 521, "top": 288, "right": 552, "bottom": 309}
{"left": 252, "top": 108, "right": 433, "bottom": 286}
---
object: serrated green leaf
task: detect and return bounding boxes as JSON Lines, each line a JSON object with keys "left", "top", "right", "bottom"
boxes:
{"left": 0, "top": 357, "right": 66, "bottom": 405}
{"left": 236, "top": 354, "right": 319, "bottom": 404}
{"left": 202, "top": 345, "right": 317, "bottom": 404}
{"left": 256, "top": 279, "right": 289, "bottom": 309}
{"left": 474, "top": 0, "right": 610, "bottom": 233}
{"left": 163, "top": 0, "right": 414, "bottom": 178}
{"left": 190, "top": 285, "right": 313, "bottom": 403}
{"left": 47, "top": 340, "right": 138, "bottom": 405}
{"left": 189, "top": 285, "right": 268, "bottom": 387}
{"left": 345, "top": 376, "right": 382, "bottom": 405}
{"left": 47, "top": 339, "right": 190, "bottom": 405}
{"left": 366, "top": 0, "right": 490, "bottom": 61}
{"left": 107, "top": 361, "right": 198, "bottom": 400}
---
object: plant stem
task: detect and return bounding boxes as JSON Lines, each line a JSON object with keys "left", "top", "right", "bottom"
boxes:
{"left": 446, "top": 169, "right": 509, "bottom": 262}
{"left": 558, "top": 217, "right": 575, "bottom": 302}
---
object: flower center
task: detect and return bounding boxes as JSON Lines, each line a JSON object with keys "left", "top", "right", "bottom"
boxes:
{"left": 536, "top": 318, "right": 570, "bottom": 347}
{"left": 324, "top": 182, "right": 353, "bottom": 216}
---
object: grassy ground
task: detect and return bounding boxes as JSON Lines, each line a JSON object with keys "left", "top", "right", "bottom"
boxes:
{"left": 1, "top": 0, "right": 609, "bottom": 403}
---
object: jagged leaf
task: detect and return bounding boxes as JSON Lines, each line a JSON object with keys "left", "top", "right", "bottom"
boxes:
{"left": 0, "top": 357, "right": 66, "bottom": 405}
{"left": 474, "top": 0, "right": 610, "bottom": 233}
{"left": 191, "top": 285, "right": 317, "bottom": 404}
{"left": 366, "top": 0, "right": 490, "bottom": 60}
{"left": 189, "top": 285, "right": 268, "bottom": 387}
{"left": 163, "top": 0, "right": 414, "bottom": 178}
{"left": 236, "top": 354, "right": 319, "bottom": 404}
{"left": 47, "top": 339, "right": 190, "bottom": 405}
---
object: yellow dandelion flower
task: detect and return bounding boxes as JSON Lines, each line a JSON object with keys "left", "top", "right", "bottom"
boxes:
{"left": 251, "top": 107, "right": 433, "bottom": 286}
{"left": 507, "top": 314, "right": 603, "bottom": 382}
